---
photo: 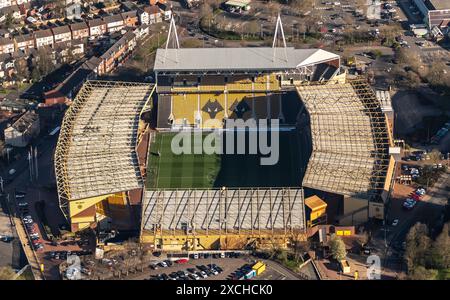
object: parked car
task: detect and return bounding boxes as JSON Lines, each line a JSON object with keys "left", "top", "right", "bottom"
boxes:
{"left": 392, "top": 219, "right": 399, "bottom": 226}
{"left": 159, "top": 261, "right": 168, "bottom": 268}
{"left": 0, "top": 235, "right": 13, "bottom": 243}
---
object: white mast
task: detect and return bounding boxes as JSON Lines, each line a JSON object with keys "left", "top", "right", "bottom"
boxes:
{"left": 272, "top": 14, "right": 288, "bottom": 63}
{"left": 164, "top": 13, "right": 180, "bottom": 63}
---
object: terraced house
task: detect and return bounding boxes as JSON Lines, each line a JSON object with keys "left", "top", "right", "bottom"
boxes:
{"left": 88, "top": 18, "right": 107, "bottom": 37}
{"left": 70, "top": 21, "right": 90, "bottom": 40}
{"left": 51, "top": 25, "right": 72, "bottom": 44}
{"left": 103, "top": 14, "right": 125, "bottom": 33}
{"left": 14, "top": 33, "right": 35, "bottom": 51}
{"left": 35, "top": 29, "right": 54, "bottom": 48}
{"left": 0, "top": 37, "right": 14, "bottom": 54}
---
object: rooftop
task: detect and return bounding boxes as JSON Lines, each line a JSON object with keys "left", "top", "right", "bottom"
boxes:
{"left": 8, "top": 110, "right": 38, "bottom": 133}
{"left": 428, "top": 0, "right": 450, "bottom": 10}
{"left": 154, "top": 47, "right": 340, "bottom": 72}
{"left": 70, "top": 21, "right": 88, "bottom": 31}
{"left": 55, "top": 81, "right": 155, "bottom": 202}
{"left": 297, "top": 79, "right": 390, "bottom": 199}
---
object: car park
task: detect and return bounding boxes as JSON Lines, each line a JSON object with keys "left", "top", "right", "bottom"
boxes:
{"left": 416, "top": 187, "right": 426, "bottom": 195}
{"left": 159, "top": 261, "right": 168, "bottom": 268}
{"left": 209, "top": 268, "right": 218, "bottom": 276}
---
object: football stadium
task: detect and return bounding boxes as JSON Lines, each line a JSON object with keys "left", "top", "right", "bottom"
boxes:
{"left": 55, "top": 18, "right": 397, "bottom": 251}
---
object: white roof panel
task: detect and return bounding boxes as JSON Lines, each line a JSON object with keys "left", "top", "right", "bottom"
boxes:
{"left": 154, "top": 47, "right": 339, "bottom": 72}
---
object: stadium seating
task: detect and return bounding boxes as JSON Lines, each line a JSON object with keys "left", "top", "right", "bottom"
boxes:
{"left": 171, "top": 93, "right": 198, "bottom": 126}
{"left": 172, "top": 75, "right": 198, "bottom": 92}
{"left": 200, "top": 93, "right": 226, "bottom": 128}
{"left": 227, "top": 93, "right": 254, "bottom": 120}
{"left": 199, "top": 76, "right": 225, "bottom": 92}
{"left": 227, "top": 75, "right": 253, "bottom": 91}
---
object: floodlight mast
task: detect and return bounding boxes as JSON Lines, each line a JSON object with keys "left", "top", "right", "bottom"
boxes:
{"left": 272, "top": 14, "right": 288, "bottom": 63}
{"left": 164, "top": 13, "right": 180, "bottom": 63}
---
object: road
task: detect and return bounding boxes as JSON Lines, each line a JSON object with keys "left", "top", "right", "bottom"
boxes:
{"left": 374, "top": 170, "right": 449, "bottom": 276}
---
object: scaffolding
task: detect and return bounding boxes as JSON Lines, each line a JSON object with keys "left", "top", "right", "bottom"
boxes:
{"left": 54, "top": 81, "right": 156, "bottom": 219}
{"left": 296, "top": 78, "right": 391, "bottom": 199}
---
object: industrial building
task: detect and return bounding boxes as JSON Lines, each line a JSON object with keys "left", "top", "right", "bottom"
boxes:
{"left": 412, "top": 0, "right": 450, "bottom": 28}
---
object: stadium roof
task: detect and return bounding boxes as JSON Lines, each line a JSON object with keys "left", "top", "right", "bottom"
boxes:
{"left": 297, "top": 79, "right": 390, "bottom": 199}
{"left": 142, "top": 188, "right": 306, "bottom": 233}
{"left": 153, "top": 47, "right": 340, "bottom": 72}
{"left": 55, "top": 81, "right": 155, "bottom": 204}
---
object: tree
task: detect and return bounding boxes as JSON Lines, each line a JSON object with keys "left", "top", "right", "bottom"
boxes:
{"left": 4, "top": 13, "right": 14, "bottom": 29}
{"left": 396, "top": 47, "right": 421, "bottom": 72}
{"left": 36, "top": 48, "right": 55, "bottom": 77}
{"left": 429, "top": 223, "right": 450, "bottom": 269}
{"left": 329, "top": 234, "right": 346, "bottom": 261}
{"left": 427, "top": 61, "right": 449, "bottom": 87}
{"left": 408, "top": 266, "right": 438, "bottom": 280}
{"left": 0, "top": 267, "right": 15, "bottom": 280}
{"left": 291, "top": 0, "right": 314, "bottom": 15}
{"left": 246, "top": 21, "right": 260, "bottom": 38}
{"left": 405, "top": 223, "right": 431, "bottom": 272}
{"left": 15, "top": 60, "right": 30, "bottom": 82}
{"left": 429, "top": 149, "right": 442, "bottom": 164}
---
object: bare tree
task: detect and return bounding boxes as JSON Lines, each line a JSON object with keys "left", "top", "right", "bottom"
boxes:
{"left": 329, "top": 234, "right": 346, "bottom": 261}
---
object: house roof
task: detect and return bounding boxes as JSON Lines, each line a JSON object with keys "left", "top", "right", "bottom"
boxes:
{"left": 8, "top": 110, "right": 39, "bottom": 133}
{"left": 70, "top": 21, "right": 88, "bottom": 31}
{"left": 14, "top": 33, "right": 34, "bottom": 43}
{"left": 88, "top": 18, "right": 106, "bottom": 27}
{"left": 34, "top": 29, "right": 53, "bottom": 39}
{"left": 0, "top": 37, "right": 14, "bottom": 46}
{"left": 103, "top": 14, "right": 124, "bottom": 24}
{"left": 121, "top": 10, "right": 137, "bottom": 19}
{"left": 51, "top": 25, "right": 71, "bottom": 35}
{"left": 144, "top": 5, "right": 161, "bottom": 14}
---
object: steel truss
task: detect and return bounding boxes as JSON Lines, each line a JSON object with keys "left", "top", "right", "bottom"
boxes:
{"left": 54, "top": 80, "right": 155, "bottom": 220}
{"left": 142, "top": 187, "right": 306, "bottom": 240}
{"left": 296, "top": 78, "right": 391, "bottom": 199}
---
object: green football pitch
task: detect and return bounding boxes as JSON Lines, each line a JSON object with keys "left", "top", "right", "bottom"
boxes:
{"left": 146, "top": 131, "right": 306, "bottom": 189}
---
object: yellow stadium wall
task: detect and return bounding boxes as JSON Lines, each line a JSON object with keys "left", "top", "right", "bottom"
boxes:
{"left": 69, "top": 192, "right": 128, "bottom": 232}
{"left": 140, "top": 232, "right": 306, "bottom": 251}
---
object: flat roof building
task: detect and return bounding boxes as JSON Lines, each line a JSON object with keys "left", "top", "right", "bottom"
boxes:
{"left": 413, "top": 0, "right": 450, "bottom": 28}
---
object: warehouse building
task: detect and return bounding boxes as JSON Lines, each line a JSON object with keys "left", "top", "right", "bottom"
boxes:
{"left": 412, "top": 0, "right": 450, "bottom": 28}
